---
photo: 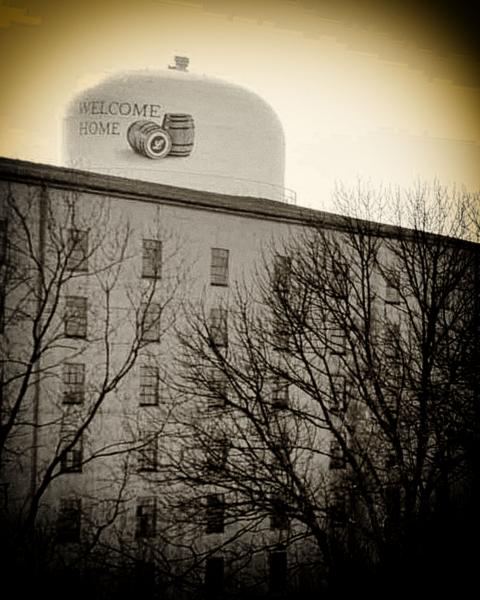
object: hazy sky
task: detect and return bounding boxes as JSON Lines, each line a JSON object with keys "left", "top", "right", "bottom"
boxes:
{"left": 1, "top": 0, "right": 479, "bottom": 210}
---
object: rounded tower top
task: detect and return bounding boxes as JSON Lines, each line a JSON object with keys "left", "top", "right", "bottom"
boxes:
{"left": 63, "top": 62, "right": 289, "bottom": 201}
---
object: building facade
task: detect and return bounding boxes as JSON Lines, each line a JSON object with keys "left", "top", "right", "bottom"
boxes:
{"left": 1, "top": 157, "right": 478, "bottom": 598}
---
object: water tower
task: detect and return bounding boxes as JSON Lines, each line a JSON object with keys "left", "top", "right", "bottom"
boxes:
{"left": 64, "top": 57, "right": 291, "bottom": 202}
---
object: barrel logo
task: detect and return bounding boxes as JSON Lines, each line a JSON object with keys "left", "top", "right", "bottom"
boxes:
{"left": 127, "top": 114, "right": 195, "bottom": 159}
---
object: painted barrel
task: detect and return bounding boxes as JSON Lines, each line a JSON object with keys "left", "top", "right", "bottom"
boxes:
{"left": 126, "top": 120, "right": 172, "bottom": 159}
{"left": 162, "top": 113, "right": 195, "bottom": 156}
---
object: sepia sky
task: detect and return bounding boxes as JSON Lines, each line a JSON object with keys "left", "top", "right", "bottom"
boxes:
{"left": 1, "top": 0, "right": 479, "bottom": 210}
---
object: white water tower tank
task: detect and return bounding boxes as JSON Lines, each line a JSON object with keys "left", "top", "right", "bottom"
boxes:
{"left": 63, "top": 58, "right": 288, "bottom": 201}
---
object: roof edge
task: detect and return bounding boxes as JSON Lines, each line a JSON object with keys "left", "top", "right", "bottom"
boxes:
{"left": 0, "top": 157, "right": 478, "bottom": 249}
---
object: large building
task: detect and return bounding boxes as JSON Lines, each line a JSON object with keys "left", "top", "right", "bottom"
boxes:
{"left": 1, "top": 63, "right": 478, "bottom": 599}
{"left": 0, "top": 153, "right": 334, "bottom": 596}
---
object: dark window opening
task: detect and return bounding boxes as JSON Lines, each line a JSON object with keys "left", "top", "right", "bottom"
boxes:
{"left": 136, "top": 497, "right": 157, "bottom": 538}
{"left": 270, "top": 495, "right": 289, "bottom": 530}
{"left": 62, "top": 363, "right": 85, "bottom": 404}
{"left": 64, "top": 296, "right": 87, "bottom": 339}
{"left": 57, "top": 498, "right": 81, "bottom": 543}
{"left": 67, "top": 228, "right": 89, "bottom": 272}
{"left": 211, "top": 248, "right": 229, "bottom": 286}
{"left": 209, "top": 307, "right": 228, "bottom": 349}
{"left": 141, "top": 302, "right": 162, "bottom": 342}
{"left": 206, "top": 493, "right": 225, "bottom": 534}
{"left": 269, "top": 550, "right": 287, "bottom": 593}
{"left": 205, "top": 556, "right": 224, "bottom": 597}
{"left": 142, "top": 239, "right": 162, "bottom": 279}
{"left": 60, "top": 435, "right": 83, "bottom": 473}
{"left": 137, "top": 432, "right": 158, "bottom": 472}
{"left": 272, "top": 377, "right": 289, "bottom": 409}
{"left": 329, "top": 439, "right": 346, "bottom": 470}
{"left": 140, "top": 365, "right": 159, "bottom": 406}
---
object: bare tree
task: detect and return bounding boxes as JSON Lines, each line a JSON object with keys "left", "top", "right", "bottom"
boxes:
{"left": 0, "top": 181, "right": 187, "bottom": 594}
{"left": 169, "top": 182, "right": 480, "bottom": 596}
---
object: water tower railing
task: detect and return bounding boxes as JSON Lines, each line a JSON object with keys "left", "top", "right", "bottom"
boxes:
{"left": 68, "top": 161, "right": 297, "bottom": 205}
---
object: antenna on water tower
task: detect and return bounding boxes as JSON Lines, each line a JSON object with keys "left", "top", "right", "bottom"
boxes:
{"left": 168, "top": 56, "right": 189, "bottom": 71}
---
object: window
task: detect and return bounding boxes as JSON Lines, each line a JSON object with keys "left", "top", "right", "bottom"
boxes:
{"left": 0, "top": 365, "right": 4, "bottom": 426}
{"left": 206, "top": 437, "right": 229, "bottom": 472}
{"left": 142, "top": 239, "right": 162, "bottom": 279}
{"left": 385, "top": 279, "right": 400, "bottom": 304}
{"left": 272, "top": 317, "right": 289, "bottom": 351}
{"left": 269, "top": 550, "right": 287, "bottom": 593}
{"left": 384, "top": 304, "right": 402, "bottom": 356}
{"left": 137, "top": 431, "right": 158, "bottom": 472}
{"left": 64, "top": 296, "right": 87, "bottom": 338}
{"left": 271, "top": 435, "right": 291, "bottom": 469}
{"left": 385, "top": 483, "right": 401, "bottom": 523}
{"left": 329, "top": 488, "right": 347, "bottom": 525}
{"left": 206, "top": 493, "right": 225, "bottom": 534}
{"left": 270, "top": 494, "right": 289, "bottom": 530}
{"left": 139, "top": 365, "right": 159, "bottom": 406}
{"left": 134, "top": 561, "right": 156, "bottom": 594}
{"left": 272, "top": 377, "right": 289, "bottom": 409}
{"left": 57, "top": 498, "right": 81, "bottom": 543}
{"left": 329, "top": 373, "right": 346, "bottom": 416}
{"left": 0, "top": 220, "right": 6, "bottom": 264}
{"left": 208, "top": 370, "right": 228, "bottom": 409}
{"left": 385, "top": 302, "right": 402, "bottom": 329}
{"left": 136, "top": 497, "right": 157, "bottom": 538}
{"left": 328, "top": 326, "right": 345, "bottom": 355}
{"left": 67, "top": 228, "right": 88, "bottom": 272}
{"left": 211, "top": 248, "right": 229, "bottom": 286}
{"left": 62, "top": 363, "right": 85, "bottom": 404}
{"left": 273, "top": 254, "right": 291, "bottom": 293}
{"left": 141, "top": 302, "right": 161, "bottom": 342}
{"left": 0, "top": 275, "right": 5, "bottom": 334}
{"left": 209, "top": 308, "right": 228, "bottom": 348}
{"left": 205, "top": 556, "right": 224, "bottom": 597}
{"left": 384, "top": 333, "right": 401, "bottom": 360}
{"left": 329, "top": 259, "right": 350, "bottom": 300}
{"left": 329, "top": 438, "right": 346, "bottom": 470}
{"left": 60, "top": 434, "right": 83, "bottom": 473}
